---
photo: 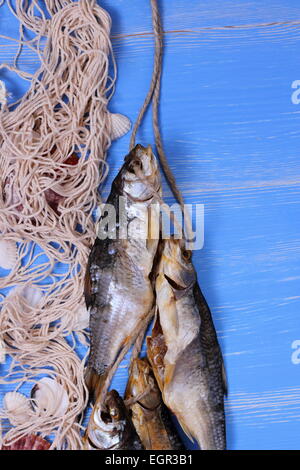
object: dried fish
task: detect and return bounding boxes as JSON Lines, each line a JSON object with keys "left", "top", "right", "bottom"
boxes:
{"left": 83, "top": 389, "right": 143, "bottom": 450}
{"left": 84, "top": 144, "right": 161, "bottom": 401}
{"left": 125, "top": 358, "right": 183, "bottom": 450}
{"left": 148, "top": 237, "right": 226, "bottom": 450}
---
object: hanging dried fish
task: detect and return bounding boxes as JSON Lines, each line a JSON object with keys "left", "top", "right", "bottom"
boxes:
{"left": 125, "top": 358, "right": 183, "bottom": 450}
{"left": 84, "top": 144, "right": 161, "bottom": 402}
{"left": 147, "top": 237, "right": 227, "bottom": 450}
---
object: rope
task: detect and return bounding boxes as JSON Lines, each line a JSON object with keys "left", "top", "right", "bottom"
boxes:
{"left": 130, "top": 0, "right": 193, "bottom": 243}
{"left": 129, "top": 0, "right": 182, "bottom": 207}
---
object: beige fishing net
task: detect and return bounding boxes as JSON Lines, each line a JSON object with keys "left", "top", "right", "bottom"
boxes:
{"left": 0, "top": 0, "right": 130, "bottom": 449}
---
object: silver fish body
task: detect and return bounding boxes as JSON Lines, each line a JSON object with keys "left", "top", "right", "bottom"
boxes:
{"left": 84, "top": 144, "right": 161, "bottom": 399}
{"left": 151, "top": 237, "right": 226, "bottom": 450}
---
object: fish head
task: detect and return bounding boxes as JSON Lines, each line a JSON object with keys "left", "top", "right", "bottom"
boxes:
{"left": 157, "top": 237, "right": 196, "bottom": 291}
{"left": 115, "top": 144, "right": 161, "bottom": 202}
{"left": 88, "top": 390, "right": 127, "bottom": 449}
{"left": 127, "top": 358, "right": 161, "bottom": 410}
{"left": 104, "top": 389, "right": 127, "bottom": 424}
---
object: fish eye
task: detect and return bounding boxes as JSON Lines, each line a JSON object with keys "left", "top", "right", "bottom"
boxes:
{"left": 127, "top": 164, "right": 135, "bottom": 174}
{"left": 182, "top": 249, "right": 191, "bottom": 261}
{"left": 101, "top": 410, "right": 111, "bottom": 422}
{"left": 134, "top": 159, "right": 142, "bottom": 169}
{"left": 128, "top": 159, "right": 142, "bottom": 174}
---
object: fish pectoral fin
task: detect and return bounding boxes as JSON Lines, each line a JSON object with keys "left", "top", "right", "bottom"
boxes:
{"left": 85, "top": 367, "right": 108, "bottom": 404}
{"left": 164, "top": 363, "right": 176, "bottom": 387}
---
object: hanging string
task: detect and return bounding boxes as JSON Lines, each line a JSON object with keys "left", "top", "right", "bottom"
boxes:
{"left": 130, "top": 0, "right": 193, "bottom": 244}
{"left": 129, "top": 0, "right": 182, "bottom": 205}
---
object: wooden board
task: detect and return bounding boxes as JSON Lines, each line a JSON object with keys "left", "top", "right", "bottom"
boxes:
{"left": 0, "top": 0, "right": 300, "bottom": 450}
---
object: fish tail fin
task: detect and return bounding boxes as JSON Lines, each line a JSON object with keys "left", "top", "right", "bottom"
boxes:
{"left": 85, "top": 367, "right": 108, "bottom": 404}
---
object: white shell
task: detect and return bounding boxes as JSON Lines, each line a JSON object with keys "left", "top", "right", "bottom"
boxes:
{"left": 0, "top": 240, "right": 17, "bottom": 270}
{"left": 74, "top": 304, "right": 90, "bottom": 330}
{"left": 32, "top": 377, "right": 69, "bottom": 418}
{"left": 3, "top": 391, "right": 32, "bottom": 426}
{"left": 0, "top": 338, "right": 6, "bottom": 363}
{"left": 110, "top": 113, "right": 131, "bottom": 140}
{"left": 0, "top": 80, "right": 8, "bottom": 106}
{"left": 20, "top": 285, "right": 43, "bottom": 308}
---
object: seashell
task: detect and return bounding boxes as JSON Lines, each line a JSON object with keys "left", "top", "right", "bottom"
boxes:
{"left": 0, "top": 80, "right": 8, "bottom": 107}
{"left": 64, "top": 153, "right": 79, "bottom": 165}
{"left": 0, "top": 240, "right": 17, "bottom": 270}
{"left": 74, "top": 303, "right": 90, "bottom": 330}
{"left": 3, "top": 391, "right": 33, "bottom": 426}
{"left": 44, "top": 187, "right": 64, "bottom": 214}
{"left": 0, "top": 338, "right": 6, "bottom": 363}
{"left": 110, "top": 113, "right": 131, "bottom": 140}
{"left": 3, "top": 169, "right": 24, "bottom": 212}
{"left": 20, "top": 285, "right": 44, "bottom": 308}
{"left": 1, "top": 434, "right": 50, "bottom": 450}
{"left": 31, "top": 377, "right": 69, "bottom": 418}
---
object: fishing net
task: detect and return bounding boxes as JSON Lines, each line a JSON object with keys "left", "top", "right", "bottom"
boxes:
{"left": 0, "top": 0, "right": 130, "bottom": 449}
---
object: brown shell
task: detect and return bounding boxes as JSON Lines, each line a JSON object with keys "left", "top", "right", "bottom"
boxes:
{"left": 1, "top": 434, "right": 51, "bottom": 450}
{"left": 44, "top": 188, "right": 64, "bottom": 213}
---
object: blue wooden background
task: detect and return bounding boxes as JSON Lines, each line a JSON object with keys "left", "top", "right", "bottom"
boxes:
{"left": 1, "top": 0, "right": 300, "bottom": 450}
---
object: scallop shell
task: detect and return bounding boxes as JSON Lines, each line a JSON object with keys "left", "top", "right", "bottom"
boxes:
{"left": 3, "top": 391, "right": 33, "bottom": 426}
{"left": 0, "top": 338, "right": 6, "bottom": 363}
{"left": 74, "top": 303, "right": 90, "bottom": 330}
{"left": 110, "top": 113, "right": 131, "bottom": 140}
{"left": 1, "top": 434, "right": 50, "bottom": 450}
{"left": 20, "top": 285, "right": 43, "bottom": 308}
{"left": 31, "top": 377, "right": 69, "bottom": 418}
{"left": 3, "top": 171, "right": 23, "bottom": 212}
{"left": 0, "top": 240, "right": 17, "bottom": 270}
{"left": 0, "top": 80, "right": 8, "bottom": 107}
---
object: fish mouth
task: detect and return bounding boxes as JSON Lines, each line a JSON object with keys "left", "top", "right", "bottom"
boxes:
{"left": 100, "top": 409, "right": 114, "bottom": 424}
{"left": 124, "top": 144, "right": 158, "bottom": 181}
{"left": 136, "top": 399, "right": 160, "bottom": 412}
{"left": 124, "top": 143, "right": 152, "bottom": 163}
{"left": 164, "top": 274, "right": 186, "bottom": 290}
{"left": 164, "top": 272, "right": 195, "bottom": 295}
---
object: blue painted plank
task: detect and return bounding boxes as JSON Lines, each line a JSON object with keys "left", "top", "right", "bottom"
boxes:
{"left": 0, "top": 0, "right": 300, "bottom": 450}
